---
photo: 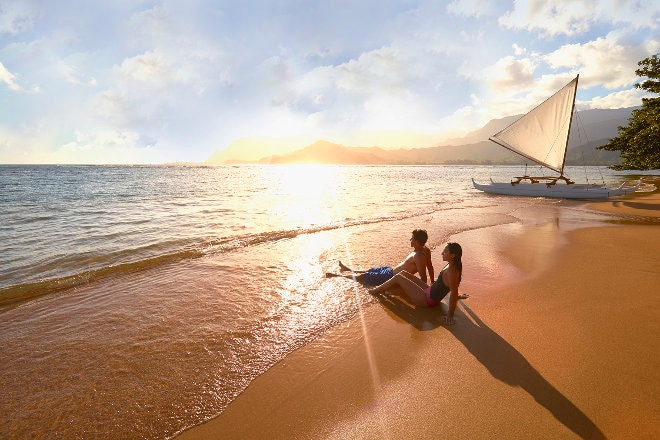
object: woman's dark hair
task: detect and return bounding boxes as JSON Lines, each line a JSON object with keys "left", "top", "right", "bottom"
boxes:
{"left": 446, "top": 242, "right": 462, "bottom": 282}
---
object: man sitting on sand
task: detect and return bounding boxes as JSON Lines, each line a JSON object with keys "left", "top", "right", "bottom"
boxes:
{"left": 326, "top": 229, "right": 434, "bottom": 285}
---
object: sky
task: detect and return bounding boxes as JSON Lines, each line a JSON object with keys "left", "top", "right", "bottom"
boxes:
{"left": 0, "top": 0, "right": 658, "bottom": 164}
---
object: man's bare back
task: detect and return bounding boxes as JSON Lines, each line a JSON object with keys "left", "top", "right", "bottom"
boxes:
{"left": 393, "top": 247, "right": 432, "bottom": 282}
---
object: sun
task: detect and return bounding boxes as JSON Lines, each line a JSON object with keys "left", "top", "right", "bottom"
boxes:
{"left": 259, "top": 164, "right": 345, "bottom": 229}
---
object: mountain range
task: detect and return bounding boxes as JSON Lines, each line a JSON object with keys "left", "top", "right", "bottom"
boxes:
{"left": 207, "top": 107, "right": 635, "bottom": 166}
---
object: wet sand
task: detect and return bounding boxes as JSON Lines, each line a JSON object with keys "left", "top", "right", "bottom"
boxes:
{"left": 177, "top": 188, "right": 659, "bottom": 440}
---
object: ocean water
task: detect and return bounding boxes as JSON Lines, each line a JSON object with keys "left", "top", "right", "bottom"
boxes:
{"left": 0, "top": 164, "right": 646, "bottom": 439}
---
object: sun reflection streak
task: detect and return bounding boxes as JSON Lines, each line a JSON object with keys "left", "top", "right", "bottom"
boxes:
{"left": 354, "top": 288, "right": 381, "bottom": 388}
{"left": 344, "top": 252, "right": 392, "bottom": 438}
{"left": 325, "top": 174, "right": 394, "bottom": 436}
{"left": 332, "top": 188, "right": 385, "bottom": 402}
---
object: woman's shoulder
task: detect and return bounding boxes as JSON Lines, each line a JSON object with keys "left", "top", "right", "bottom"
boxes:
{"left": 446, "top": 264, "right": 460, "bottom": 278}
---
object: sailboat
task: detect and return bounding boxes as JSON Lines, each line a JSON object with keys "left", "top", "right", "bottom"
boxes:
{"left": 472, "top": 74, "right": 641, "bottom": 199}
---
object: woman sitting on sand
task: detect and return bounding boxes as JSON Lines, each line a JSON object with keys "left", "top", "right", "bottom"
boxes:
{"left": 369, "top": 242, "right": 464, "bottom": 325}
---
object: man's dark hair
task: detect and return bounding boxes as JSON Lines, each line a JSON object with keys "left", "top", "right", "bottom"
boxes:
{"left": 412, "top": 229, "right": 428, "bottom": 246}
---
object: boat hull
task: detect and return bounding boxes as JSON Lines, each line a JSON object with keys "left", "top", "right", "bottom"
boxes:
{"left": 472, "top": 178, "right": 640, "bottom": 199}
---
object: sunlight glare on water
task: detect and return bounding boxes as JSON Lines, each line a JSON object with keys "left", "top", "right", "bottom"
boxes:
{"left": 253, "top": 164, "right": 345, "bottom": 229}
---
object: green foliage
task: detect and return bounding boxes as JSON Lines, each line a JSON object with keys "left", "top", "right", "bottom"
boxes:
{"left": 635, "top": 53, "right": 660, "bottom": 94}
{"left": 598, "top": 53, "right": 660, "bottom": 170}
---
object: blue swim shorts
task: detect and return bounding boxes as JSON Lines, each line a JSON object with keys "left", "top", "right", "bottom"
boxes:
{"left": 363, "top": 266, "right": 394, "bottom": 286}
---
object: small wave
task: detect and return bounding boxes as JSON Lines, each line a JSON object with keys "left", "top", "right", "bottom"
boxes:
{"left": 1, "top": 215, "right": 58, "bottom": 228}
{"left": 0, "top": 249, "right": 202, "bottom": 313}
{"left": 204, "top": 206, "right": 446, "bottom": 254}
{"left": 20, "top": 215, "right": 58, "bottom": 224}
{"left": 1, "top": 204, "right": 448, "bottom": 312}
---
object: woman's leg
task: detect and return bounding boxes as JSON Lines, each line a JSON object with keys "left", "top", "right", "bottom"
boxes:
{"left": 398, "top": 270, "right": 428, "bottom": 288}
{"left": 368, "top": 272, "right": 428, "bottom": 307}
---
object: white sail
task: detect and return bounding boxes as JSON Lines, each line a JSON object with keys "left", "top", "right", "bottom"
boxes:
{"left": 489, "top": 76, "right": 579, "bottom": 173}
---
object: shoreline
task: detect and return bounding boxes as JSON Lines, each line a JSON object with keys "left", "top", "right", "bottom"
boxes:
{"left": 177, "top": 188, "right": 659, "bottom": 440}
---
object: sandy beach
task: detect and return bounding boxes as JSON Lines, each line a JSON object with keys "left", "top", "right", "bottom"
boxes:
{"left": 177, "top": 187, "right": 659, "bottom": 440}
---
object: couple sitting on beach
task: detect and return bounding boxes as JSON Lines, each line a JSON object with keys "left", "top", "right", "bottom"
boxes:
{"left": 326, "top": 229, "right": 465, "bottom": 325}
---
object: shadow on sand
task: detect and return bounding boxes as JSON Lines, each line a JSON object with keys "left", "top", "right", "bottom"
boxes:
{"left": 376, "top": 294, "right": 606, "bottom": 439}
{"left": 374, "top": 293, "right": 443, "bottom": 331}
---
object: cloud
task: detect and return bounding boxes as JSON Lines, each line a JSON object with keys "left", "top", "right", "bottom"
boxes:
{"left": 0, "top": 61, "right": 21, "bottom": 90}
{"left": 118, "top": 51, "right": 171, "bottom": 84}
{"left": 499, "top": 0, "right": 594, "bottom": 36}
{"left": 457, "top": 51, "right": 545, "bottom": 123}
{"left": 58, "top": 56, "right": 98, "bottom": 87}
{"left": 0, "top": 0, "right": 38, "bottom": 35}
{"left": 0, "top": 126, "right": 163, "bottom": 165}
{"left": 465, "top": 30, "right": 659, "bottom": 125}
{"left": 51, "top": 129, "right": 160, "bottom": 164}
{"left": 499, "top": 0, "right": 659, "bottom": 36}
{"left": 482, "top": 55, "right": 537, "bottom": 91}
{"left": 580, "top": 88, "right": 648, "bottom": 109}
{"left": 280, "top": 44, "right": 456, "bottom": 134}
{"left": 544, "top": 34, "right": 657, "bottom": 89}
{"left": 447, "top": 0, "right": 498, "bottom": 18}
{"left": 82, "top": 4, "right": 232, "bottom": 160}
{"left": 255, "top": 46, "right": 408, "bottom": 132}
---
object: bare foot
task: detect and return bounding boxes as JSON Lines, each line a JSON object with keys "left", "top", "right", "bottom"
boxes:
{"left": 325, "top": 272, "right": 339, "bottom": 278}
{"left": 339, "top": 261, "right": 350, "bottom": 272}
{"left": 458, "top": 293, "right": 470, "bottom": 299}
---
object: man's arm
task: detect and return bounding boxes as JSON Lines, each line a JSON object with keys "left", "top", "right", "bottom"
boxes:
{"left": 424, "top": 247, "right": 434, "bottom": 282}
{"left": 413, "top": 253, "right": 428, "bottom": 284}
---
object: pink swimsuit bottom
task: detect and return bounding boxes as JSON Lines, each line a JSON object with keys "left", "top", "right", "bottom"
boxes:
{"left": 423, "top": 286, "right": 440, "bottom": 307}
